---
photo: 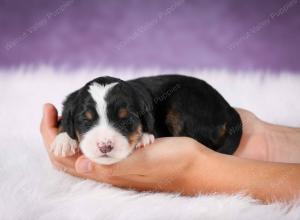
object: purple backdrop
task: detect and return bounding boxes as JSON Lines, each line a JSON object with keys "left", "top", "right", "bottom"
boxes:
{"left": 0, "top": 0, "right": 299, "bottom": 72}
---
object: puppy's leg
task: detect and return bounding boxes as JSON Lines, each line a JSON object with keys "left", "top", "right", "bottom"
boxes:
{"left": 136, "top": 133, "right": 155, "bottom": 148}
{"left": 50, "top": 132, "right": 79, "bottom": 157}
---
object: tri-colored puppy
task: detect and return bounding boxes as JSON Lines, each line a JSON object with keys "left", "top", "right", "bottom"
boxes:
{"left": 51, "top": 75, "right": 242, "bottom": 164}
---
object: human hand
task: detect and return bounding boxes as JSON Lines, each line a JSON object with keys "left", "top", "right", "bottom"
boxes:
{"left": 40, "top": 104, "right": 300, "bottom": 201}
{"left": 233, "top": 108, "right": 268, "bottom": 160}
{"left": 40, "top": 103, "right": 211, "bottom": 194}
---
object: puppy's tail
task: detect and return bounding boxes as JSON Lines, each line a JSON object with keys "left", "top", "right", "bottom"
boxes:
{"left": 217, "top": 108, "right": 243, "bottom": 155}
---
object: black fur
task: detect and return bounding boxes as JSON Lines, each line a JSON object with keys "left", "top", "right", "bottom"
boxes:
{"left": 60, "top": 75, "right": 242, "bottom": 155}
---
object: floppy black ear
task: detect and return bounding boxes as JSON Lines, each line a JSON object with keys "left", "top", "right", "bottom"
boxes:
{"left": 61, "top": 90, "right": 79, "bottom": 140}
{"left": 135, "top": 91, "right": 155, "bottom": 133}
{"left": 140, "top": 102, "right": 155, "bottom": 133}
{"left": 123, "top": 81, "right": 155, "bottom": 133}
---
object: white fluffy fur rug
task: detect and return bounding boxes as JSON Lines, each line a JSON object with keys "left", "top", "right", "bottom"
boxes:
{"left": 1, "top": 66, "right": 300, "bottom": 220}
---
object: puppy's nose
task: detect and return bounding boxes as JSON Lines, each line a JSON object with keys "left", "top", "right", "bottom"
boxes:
{"left": 97, "top": 141, "right": 113, "bottom": 154}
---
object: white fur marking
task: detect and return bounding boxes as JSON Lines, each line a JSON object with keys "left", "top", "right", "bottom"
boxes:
{"left": 136, "top": 133, "right": 155, "bottom": 148}
{"left": 51, "top": 132, "right": 78, "bottom": 157}
{"left": 88, "top": 82, "right": 118, "bottom": 126}
{"left": 82, "top": 82, "right": 132, "bottom": 165}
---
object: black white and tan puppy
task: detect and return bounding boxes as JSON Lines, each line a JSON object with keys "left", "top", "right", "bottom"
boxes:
{"left": 51, "top": 75, "right": 242, "bottom": 165}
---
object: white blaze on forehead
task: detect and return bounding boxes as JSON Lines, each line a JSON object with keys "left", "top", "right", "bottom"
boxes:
{"left": 88, "top": 82, "right": 118, "bottom": 125}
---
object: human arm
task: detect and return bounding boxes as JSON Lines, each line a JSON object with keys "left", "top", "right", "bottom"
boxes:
{"left": 40, "top": 103, "right": 300, "bottom": 203}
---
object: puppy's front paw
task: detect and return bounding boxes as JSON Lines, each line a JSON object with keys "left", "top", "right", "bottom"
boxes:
{"left": 50, "top": 132, "right": 78, "bottom": 157}
{"left": 136, "top": 133, "right": 155, "bottom": 148}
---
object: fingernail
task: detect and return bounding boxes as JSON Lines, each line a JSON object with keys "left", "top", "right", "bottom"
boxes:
{"left": 76, "top": 158, "right": 92, "bottom": 173}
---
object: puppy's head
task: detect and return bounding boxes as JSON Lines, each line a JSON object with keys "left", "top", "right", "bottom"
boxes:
{"left": 62, "top": 76, "right": 153, "bottom": 164}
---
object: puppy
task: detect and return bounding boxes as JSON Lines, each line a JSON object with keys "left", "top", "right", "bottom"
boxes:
{"left": 51, "top": 75, "right": 242, "bottom": 164}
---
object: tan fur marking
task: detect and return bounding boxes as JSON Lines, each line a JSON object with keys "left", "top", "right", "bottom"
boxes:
{"left": 58, "top": 124, "right": 64, "bottom": 133}
{"left": 128, "top": 125, "right": 142, "bottom": 147}
{"left": 165, "top": 108, "right": 182, "bottom": 136}
{"left": 219, "top": 123, "right": 227, "bottom": 137}
{"left": 212, "top": 123, "right": 227, "bottom": 144}
{"left": 85, "top": 111, "right": 93, "bottom": 120}
{"left": 118, "top": 107, "right": 129, "bottom": 119}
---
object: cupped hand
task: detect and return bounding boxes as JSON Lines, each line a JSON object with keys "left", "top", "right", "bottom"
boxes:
{"left": 40, "top": 103, "right": 210, "bottom": 193}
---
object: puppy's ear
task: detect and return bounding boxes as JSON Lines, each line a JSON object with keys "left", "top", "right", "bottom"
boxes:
{"left": 61, "top": 90, "right": 79, "bottom": 140}
{"left": 137, "top": 97, "right": 155, "bottom": 133}
{"left": 125, "top": 81, "right": 155, "bottom": 133}
{"left": 141, "top": 104, "right": 155, "bottom": 133}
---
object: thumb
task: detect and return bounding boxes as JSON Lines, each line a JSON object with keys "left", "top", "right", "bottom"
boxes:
{"left": 75, "top": 156, "right": 116, "bottom": 180}
{"left": 40, "top": 103, "right": 59, "bottom": 148}
{"left": 75, "top": 156, "right": 93, "bottom": 173}
{"left": 75, "top": 156, "right": 144, "bottom": 189}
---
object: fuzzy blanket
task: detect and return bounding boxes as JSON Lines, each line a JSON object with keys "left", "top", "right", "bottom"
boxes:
{"left": 0, "top": 66, "right": 300, "bottom": 220}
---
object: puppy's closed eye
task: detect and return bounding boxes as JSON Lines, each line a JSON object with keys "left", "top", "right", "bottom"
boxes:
{"left": 118, "top": 107, "right": 129, "bottom": 119}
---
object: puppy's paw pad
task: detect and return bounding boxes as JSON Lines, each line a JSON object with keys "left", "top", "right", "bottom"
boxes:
{"left": 50, "top": 132, "right": 78, "bottom": 157}
{"left": 136, "top": 133, "right": 155, "bottom": 148}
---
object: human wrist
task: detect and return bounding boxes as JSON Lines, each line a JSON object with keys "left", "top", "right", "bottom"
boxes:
{"left": 181, "top": 144, "right": 250, "bottom": 196}
{"left": 179, "top": 141, "right": 222, "bottom": 195}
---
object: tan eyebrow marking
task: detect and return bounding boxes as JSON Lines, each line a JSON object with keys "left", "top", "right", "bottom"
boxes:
{"left": 85, "top": 111, "right": 93, "bottom": 120}
{"left": 128, "top": 125, "right": 142, "bottom": 147}
{"left": 118, "top": 107, "right": 129, "bottom": 119}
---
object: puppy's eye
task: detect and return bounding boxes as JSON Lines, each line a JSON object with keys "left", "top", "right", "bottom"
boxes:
{"left": 84, "top": 111, "right": 93, "bottom": 120}
{"left": 118, "top": 108, "right": 129, "bottom": 119}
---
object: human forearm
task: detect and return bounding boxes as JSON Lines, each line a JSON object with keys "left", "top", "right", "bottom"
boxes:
{"left": 234, "top": 108, "right": 300, "bottom": 163}
{"left": 264, "top": 122, "right": 300, "bottom": 163}
{"left": 41, "top": 104, "right": 300, "bottom": 203}
{"left": 184, "top": 147, "right": 300, "bottom": 202}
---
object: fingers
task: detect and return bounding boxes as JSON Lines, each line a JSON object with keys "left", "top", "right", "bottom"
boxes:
{"left": 43, "top": 103, "right": 59, "bottom": 128}
{"left": 75, "top": 156, "right": 117, "bottom": 183}
{"left": 75, "top": 156, "right": 123, "bottom": 179}
{"left": 74, "top": 154, "right": 146, "bottom": 181}
{"left": 40, "top": 103, "right": 77, "bottom": 171}
{"left": 40, "top": 103, "right": 100, "bottom": 180}
{"left": 75, "top": 156, "right": 93, "bottom": 173}
{"left": 74, "top": 155, "right": 150, "bottom": 188}
{"left": 74, "top": 155, "right": 182, "bottom": 193}
{"left": 74, "top": 138, "right": 181, "bottom": 178}
{"left": 40, "top": 103, "right": 59, "bottom": 146}
{"left": 74, "top": 139, "right": 177, "bottom": 179}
